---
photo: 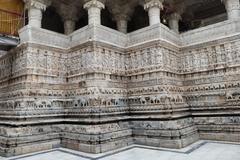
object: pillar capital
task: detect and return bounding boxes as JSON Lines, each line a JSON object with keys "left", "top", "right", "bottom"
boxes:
{"left": 107, "top": 0, "right": 137, "bottom": 33}
{"left": 58, "top": 5, "right": 79, "bottom": 22}
{"left": 24, "top": 0, "right": 51, "bottom": 11}
{"left": 174, "top": 2, "right": 185, "bottom": 15}
{"left": 114, "top": 13, "right": 130, "bottom": 22}
{"left": 55, "top": 3, "right": 80, "bottom": 34}
{"left": 58, "top": 7, "right": 79, "bottom": 34}
{"left": 144, "top": 0, "right": 164, "bottom": 11}
{"left": 83, "top": 0, "right": 105, "bottom": 10}
{"left": 144, "top": 0, "right": 164, "bottom": 25}
{"left": 169, "top": 12, "right": 181, "bottom": 21}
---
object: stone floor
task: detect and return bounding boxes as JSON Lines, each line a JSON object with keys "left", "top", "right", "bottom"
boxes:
{"left": 4, "top": 141, "right": 240, "bottom": 160}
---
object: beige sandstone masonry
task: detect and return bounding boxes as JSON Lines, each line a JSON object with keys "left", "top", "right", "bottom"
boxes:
{"left": 0, "top": 0, "right": 240, "bottom": 157}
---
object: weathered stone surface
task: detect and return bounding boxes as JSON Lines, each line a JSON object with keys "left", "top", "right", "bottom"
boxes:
{"left": 0, "top": 0, "right": 240, "bottom": 157}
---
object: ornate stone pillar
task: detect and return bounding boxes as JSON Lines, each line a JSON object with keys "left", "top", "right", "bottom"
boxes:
{"left": 64, "top": 20, "right": 75, "bottom": 35}
{"left": 115, "top": 14, "right": 129, "bottom": 33}
{"left": 222, "top": 0, "right": 240, "bottom": 19}
{"left": 58, "top": 5, "right": 79, "bottom": 35}
{"left": 107, "top": 0, "right": 137, "bottom": 33}
{"left": 84, "top": 0, "right": 105, "bottom": 25}
{"left": 24, "top": 0, "right": 50, "bottom": 28}
{"left": 168, "top": 13, "right": 181, "bottom": 33}
{"left": 167, "top": 2, "right": 185, "bottom": 33}
{"left": 144, "top": 0, "right": 164, "bottom": 25}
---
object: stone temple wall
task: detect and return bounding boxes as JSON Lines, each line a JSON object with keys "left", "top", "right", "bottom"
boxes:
{"left": 0, "top": 43, "right": 67, "bottom": 156}
{"left": 63, "top": 42, "right": 132, "bottom": 153}
{"left": 125, "top": 41, "right": 198, "bottom": 148}
{"left": 0, "top": 20, "right": 239, "bottom": 157}
{"left": 181, "top": 35, "right": 240, "bottom": 142}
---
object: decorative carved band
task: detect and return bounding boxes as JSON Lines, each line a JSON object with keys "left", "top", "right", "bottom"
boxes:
{"left": 83, "top": 0, "right": 105, "bottom": 10}
{"left": 24, "top": 0, "right": 51, "bottom": 11}
{"left": 144, "top": 0, "right": 164, "bottom": 11}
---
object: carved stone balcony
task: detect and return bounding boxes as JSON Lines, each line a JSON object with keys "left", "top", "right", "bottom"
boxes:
{"left": 181, "top": 20, "right": 240, "bottom": 46}
{"left": 19, "top": 19, "right": 240, "bottom": 49}
{"left": 18, "top": 23, "right": 180, "bottom": 49}
{"left": 19, "top": 25, "right": 70, "bottom": 49}
{"left": 128, "top": 23, "right": 181, "bottom": 47}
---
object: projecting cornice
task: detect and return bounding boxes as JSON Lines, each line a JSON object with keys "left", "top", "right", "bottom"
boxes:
{"left": 24, "top": 0, "right": 51, "bottom": 11}
{"left": 144, "top": 0, "right": 164, "bottom": 10}
{"left": 83, "top": 0, "right": 105, "bottom": 10}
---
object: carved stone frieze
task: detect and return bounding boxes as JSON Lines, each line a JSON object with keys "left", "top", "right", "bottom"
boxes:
{"left": 0, "top": 3, "right": 240, "bottom": 157}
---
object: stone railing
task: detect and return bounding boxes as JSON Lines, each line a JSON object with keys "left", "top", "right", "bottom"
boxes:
{"left": 128, "top": 23, "right": 181, "bottom": 47}
{"left": 199, "top": 13, "right": 227, "bottom": 27}
{"left": 71, "top": 24, "right": 181, "bottom": 48}
{"left": 19, "top": 25, "right": 70, "bottom": 49}
{"left": 19, "top": 25, "right": 128, "bottom": 49}
{"left": 93, "top": 25, "right": 127, "bottom": 48}
{"left": 181, "top": 20, "right": 240, "bottom": 46}
{"left": 19, "top": 20, "right": 240, "bottom": 49}
{"left": 70, "top": 24, "right": 127, "bottom": 48}
{"left": 70, "top": 25, "right": 92, "bottom": 48}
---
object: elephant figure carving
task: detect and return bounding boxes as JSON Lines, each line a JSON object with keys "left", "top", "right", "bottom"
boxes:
{"left": 155, "top": 96, "right": 161, "bottom": 103}
{"left": 16, "top": 101, "right": 27, "bottom": 108}
{"left": 73, "top": 99, "right": 78, "bottom": 107}
{"left": 35, "top": 100, "right": 44, "bottom": 108}
{"left": 78, "top": 98, "right": 88, "bottom": 107}
{"left": 114, "top": 98, "right": 125, "bottom": 106}
{"left": 226, "top": 92, "right": 233, "bottom": 99}
{"left": 6, "top": 100, "right": 15, "bottom": 108}
{"left": 150, "top": 96, "right": 156, "bottom": 104}
{"left": 45, "top": 101, "right": 52, "bottom": 108}
{"left": 139, "top": 96, "right": 146, "bottom": 105}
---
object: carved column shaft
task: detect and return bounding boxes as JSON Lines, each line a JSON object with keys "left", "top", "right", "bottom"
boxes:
{"left": 223, "top": 0, "right": 240, "bottom": 19}
{"left": 144, "top": 0, "right": 164, "bottom": 25}
{"left": 88, "top": 7, "right": 101, "bottom": 25}
{"left": 28, "top": 7, "right": 42, "bottom": 27}
{"left": 57, "top": 5, "right": 79, "bottom": 35}
{"left": 115, "top": 14, "right": 129, "bottom": 33}
{"left": 108, "top": 0, "right": 137, "bottom": 33}
{"left": 84, "top": 0, "right": 105, "bottom": 25}
{"left": 117, "top": 19, "right": 128, "bottom": 33}
{"left": 64, "top": 20, "right": 76, "bottom": 35}
{"left": 149, "top": 7, "right": 160, "bottom": 25}
{"left": 168, "top": 13, "right": 181, "bottom": 33}
{"left": 24, "top": 0, "right": 49, "bottom": 28}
